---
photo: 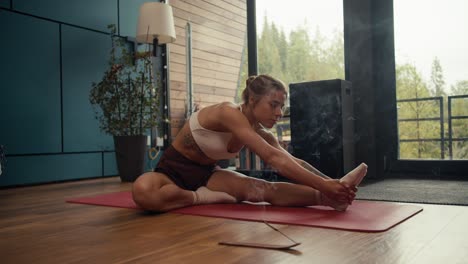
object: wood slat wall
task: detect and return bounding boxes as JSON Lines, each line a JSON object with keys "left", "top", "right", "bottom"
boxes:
{"left": 168, "top": 0, "right": 247, "bottom": 137}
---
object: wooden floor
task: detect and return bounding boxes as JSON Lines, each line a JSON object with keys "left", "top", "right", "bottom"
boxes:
{"left": 1, "top": 177, "right": 467, "bottom": 264}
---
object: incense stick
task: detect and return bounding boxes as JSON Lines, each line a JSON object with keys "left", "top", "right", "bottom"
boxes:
{"left": 263, "top": 221, "right": 299, "bottom": 245}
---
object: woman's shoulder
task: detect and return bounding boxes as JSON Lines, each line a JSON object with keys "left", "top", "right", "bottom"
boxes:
{"left": 200, "top": 102, "right": 241, "bottom": 121}
{"left": 216, "top": 101, "right": 239, "bottom": 109}
{"left": 208, "top": 102, "right": 240, "bottom": 114}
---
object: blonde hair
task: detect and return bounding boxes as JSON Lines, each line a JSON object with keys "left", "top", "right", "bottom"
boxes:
{"left": 242, "top": 74, "right": 287, "bottom": 105}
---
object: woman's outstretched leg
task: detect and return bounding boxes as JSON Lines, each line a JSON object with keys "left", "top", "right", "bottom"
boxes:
{"left": 207, "top": 169, "right": 351, "bottom": 210}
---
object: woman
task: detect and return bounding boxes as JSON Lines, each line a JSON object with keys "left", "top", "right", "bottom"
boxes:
{"left": 133, "top": 75, "right": 367, "bottom": 212}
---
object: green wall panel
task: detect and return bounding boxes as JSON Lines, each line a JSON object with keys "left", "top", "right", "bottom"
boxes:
{"left": 0, "top": 11, "right": 61, "bottom": 155}
{"left": 104, "top": 152, "right": 118, "bottom": 176}
{"left": 13, "top": 0, "right": 117, "bottom": 32}
{"left": 61, "top": 25, "right": 114, "bottom": 152}
{"left": 0, "top": 153, "right": 103, "bottom": 187}
{"left": 119, "top": 0, "right": 157, "bottom": 38}
{"left": 0, "top": 0, "right": 10, "bottom": 8}
{"left": 1, "top": 0, "right": 165, "bottom": 187}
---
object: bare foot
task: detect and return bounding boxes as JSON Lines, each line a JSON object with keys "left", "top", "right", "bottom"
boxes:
{"left": 193, "top": 186, "right": 237, "bottom": 205}
{"left": 321, "top": 193, "right": 348, "bottom": 211}
{"left": 340, "top": 163, "right": 368, "bottom": 187}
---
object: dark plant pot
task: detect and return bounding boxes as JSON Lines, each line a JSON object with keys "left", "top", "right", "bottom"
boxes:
{"left": 114, "top": 135, "right": 147, "bottom": 182}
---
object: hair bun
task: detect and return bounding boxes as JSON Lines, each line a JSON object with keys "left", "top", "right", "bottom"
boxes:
{"left": 246, "top": 75, "right": 257, "bottom": 87}
{"left": 242, "top": 74, "right": 287, "bottom": 104}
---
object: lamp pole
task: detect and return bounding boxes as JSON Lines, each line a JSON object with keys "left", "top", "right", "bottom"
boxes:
{"left": 160, "top": 42, "right": 170, "bottom": 149}
{"left": 147, "top": 37, "right": 170, "bottom": 150}
{"left": 136, "top": 1, "right": 176, "bottom": 150}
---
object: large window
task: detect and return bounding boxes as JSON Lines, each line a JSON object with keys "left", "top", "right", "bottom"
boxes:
{"left": 238, "top": 0, "right": 345, "bottom": 145}
{"left": 256, "top": 0, "right": 344, "bottom": 83}
{"left": 394, "top": 0, "right": 468, "bottom": 160}
{"left": 238, "top": 0, "right": 344, "bottom": 100}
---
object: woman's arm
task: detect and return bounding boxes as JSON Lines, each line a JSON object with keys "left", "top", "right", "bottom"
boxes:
{"left": 257, "top": 128, "right": 331, "bottom": 179}
{"left": 294, "top": 159, "right": 330, "bottom": 179}
{"left": 220, "top": 106, "right": 350, "bottom": 202}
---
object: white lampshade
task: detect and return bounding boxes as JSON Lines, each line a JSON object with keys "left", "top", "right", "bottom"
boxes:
{"left": 136, "top": 2, "right": 176, "bottom": 44}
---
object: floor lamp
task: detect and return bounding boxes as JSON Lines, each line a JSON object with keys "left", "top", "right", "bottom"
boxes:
{"left": 136, "top": 2, "right": 176, "bottom": 149}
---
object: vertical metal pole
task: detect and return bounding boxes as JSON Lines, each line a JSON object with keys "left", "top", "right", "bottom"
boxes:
{"left": 152, "top": 38, "right": 159, "bottom": 57}
{"left": 448, "top": 96, "right": 453, "bottom": 159}
{"left": 186, "top": 22, "right": 193, "bottom": 118}
{"left": 162, "top": 44, "right": 170, "bottom": 149}
{"left": 247, "top": 0, "right": 258, "bottom": 76}
{"left": 439, "top": 97, "right": 444, "bottom": 159}
{"left": 162, "top": 0, "right": 171, "bottom": 149}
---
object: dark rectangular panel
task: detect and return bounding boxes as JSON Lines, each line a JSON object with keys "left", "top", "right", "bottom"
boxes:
{"left": 0, "top": 153, "right": 102, "bottom": 187}
{"left": 0, "top": 11, "right": 61, "bottom": 154}
{"left": 61, "top": 25, "right": 114, "bottom": 152}
{"left": 290, "top": 79, "right": 355, "bottom": 178}
{"left": 0, "top": 0, "right": 9, "bottom": 8}
{"left": 13, "top": 0, "right": 117, "bottom": 32}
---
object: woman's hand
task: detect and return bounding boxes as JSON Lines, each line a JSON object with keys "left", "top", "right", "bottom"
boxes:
{"left": 320, "top": 179, "right": 354, "bottom": 204}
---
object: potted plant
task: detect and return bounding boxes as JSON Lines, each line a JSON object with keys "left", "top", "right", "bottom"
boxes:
{"left": 90, "top": 24, "right": 160, "bottom": 182}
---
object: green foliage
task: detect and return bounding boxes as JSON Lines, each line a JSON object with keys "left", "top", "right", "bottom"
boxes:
{"left": 286, "top": 26, "right": 312, "bottom": 82}
{"left": 430, "top": 57, "right": 446, "bottom": 96}
{"left": 451, "top": 80, "right": 468, "bottom": 95}
{"left": 396, "top": 63, "right": 430, "bottom": 99}
{"left": 395, "top": 62, "right": 468, "bottom": 159}
{"left": 395, "top": 63, "right": 443, "bottom": 159}
{"left": 237, "top": 16, "right": 345, "bottom": 98}
{"left": 449, "top": 83, "right": 468, "bottom": 159}
{"left": 449, "top": 97, "right": 468, "bottom": 159}
{"left": 90, "top": 24, "right": 160, "bottom": 136}
{"left": 452, "top": 141, "right": 468, "bottom": 160}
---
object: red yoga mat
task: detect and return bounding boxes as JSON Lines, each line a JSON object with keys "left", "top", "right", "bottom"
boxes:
{"left": 67, "top": 191, "right": 423, "bottom": 232}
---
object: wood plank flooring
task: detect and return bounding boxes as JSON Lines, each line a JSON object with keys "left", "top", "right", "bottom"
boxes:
{"left": 1, "top": 177, "right": 467, "bottom": 264}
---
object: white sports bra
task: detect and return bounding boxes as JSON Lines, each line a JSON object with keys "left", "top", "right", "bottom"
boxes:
{"left": 189, "top": 111, "right": 239, "bottom": 160}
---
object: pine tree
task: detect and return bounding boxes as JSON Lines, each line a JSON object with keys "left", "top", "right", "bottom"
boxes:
{"left": 396, "top": 63, "right": 442, "bottom": 159}
{"left": 430, "top": 57, "right": 446, "bottom": 96}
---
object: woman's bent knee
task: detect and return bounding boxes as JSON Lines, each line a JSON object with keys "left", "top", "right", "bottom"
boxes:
{"left": 132, "top": 172, "right": 166, "bottom": 211}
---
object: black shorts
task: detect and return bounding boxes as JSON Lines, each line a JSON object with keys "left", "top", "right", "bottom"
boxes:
{"left": 154, "top": 145, "right": 218, "bottom": 191}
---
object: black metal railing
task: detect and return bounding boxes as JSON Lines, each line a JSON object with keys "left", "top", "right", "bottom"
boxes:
{"left": 273, "top": 95, "right": 468, "bottom": 160}
{"left": 448, "top": 95, "right": 468, "bottom": 159}
{"left": 270, "top": 97, "right": 467, "bottom": 161}
{"left": 397, "top": 95, "right": 468, "bottom": 160}
{"left": 397, "top": 97, "right": 445, "bottom": 159}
